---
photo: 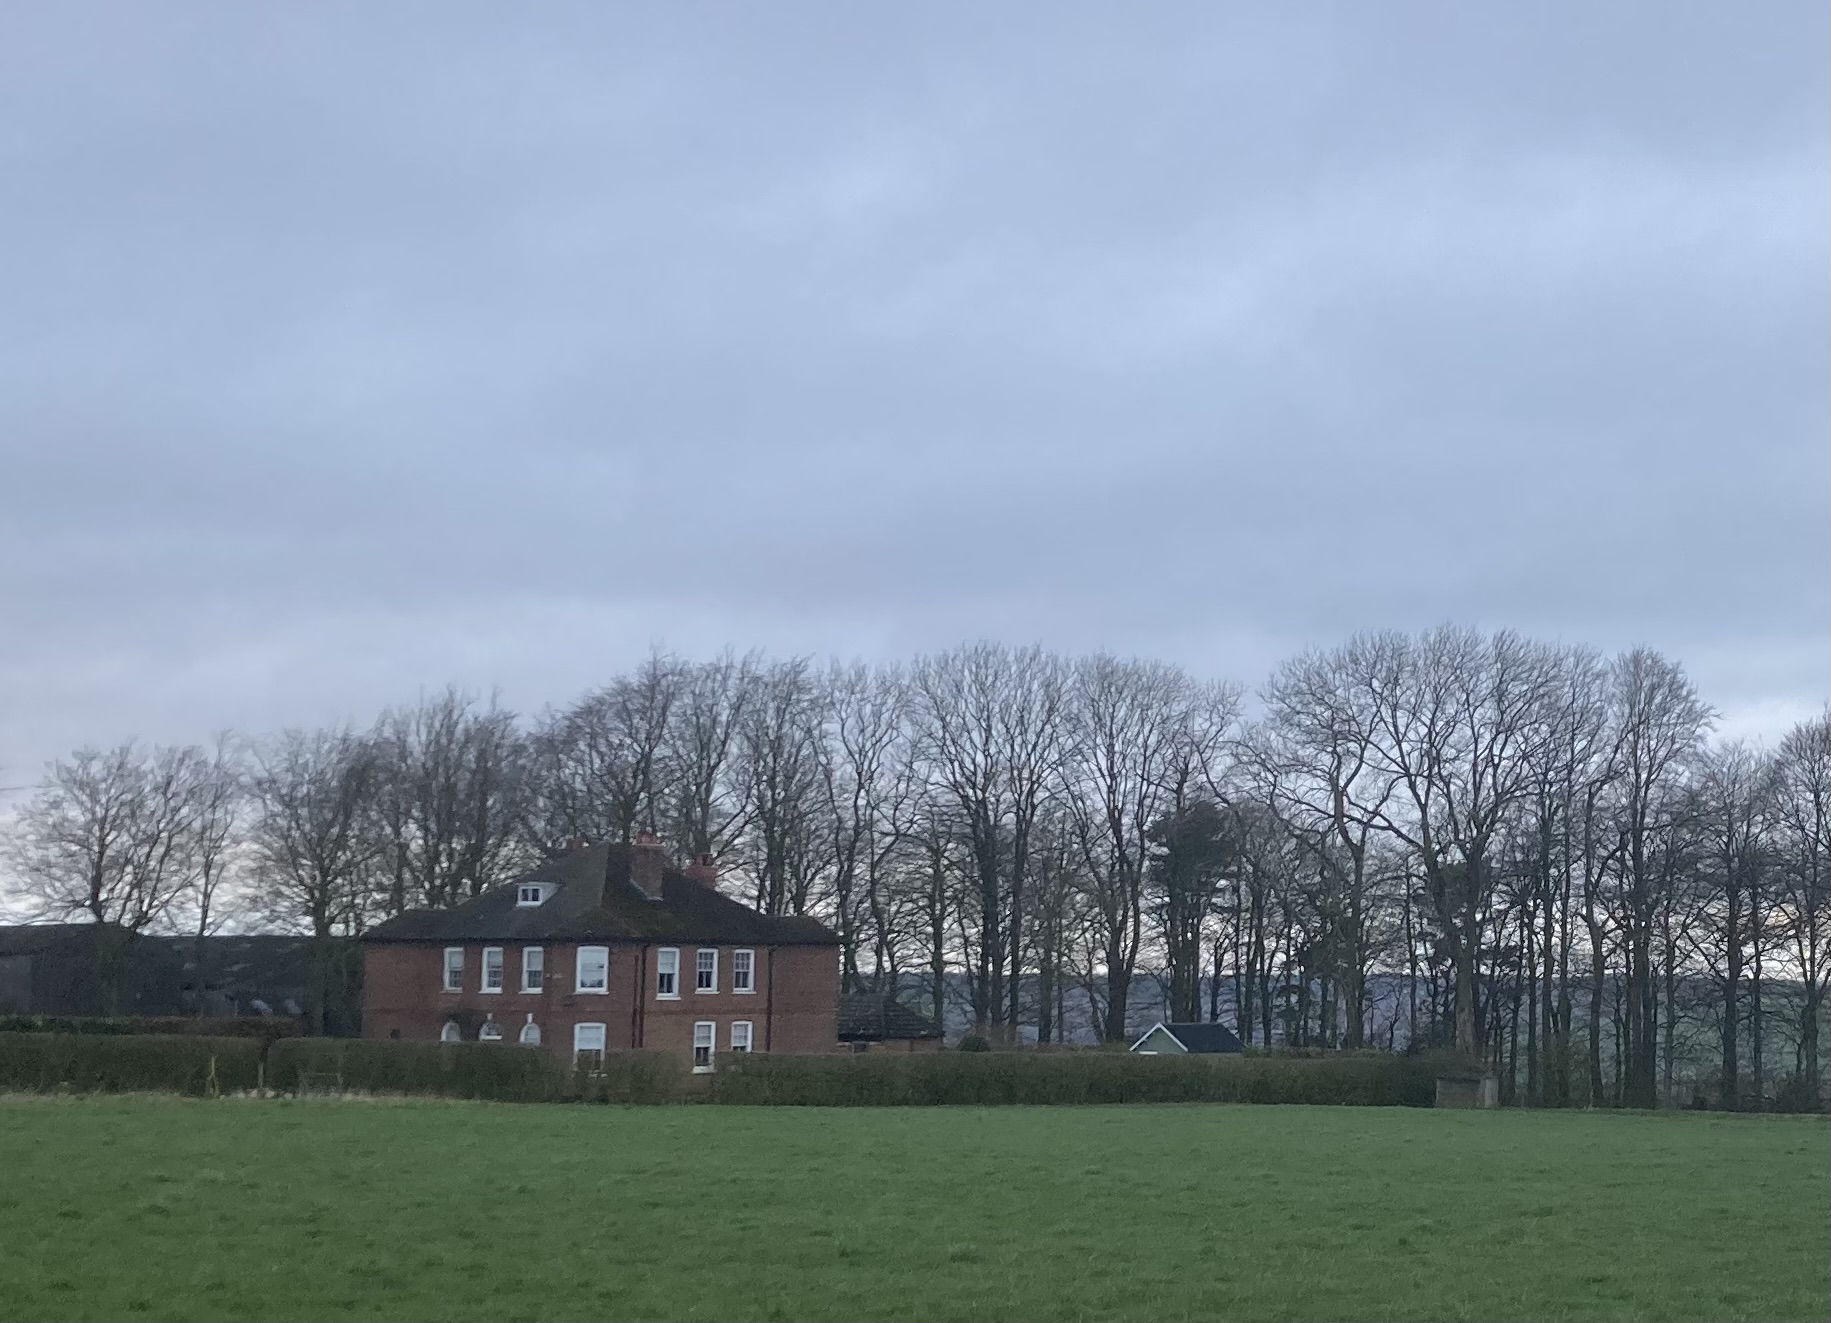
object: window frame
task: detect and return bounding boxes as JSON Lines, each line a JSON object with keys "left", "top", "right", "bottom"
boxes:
{"left": 515, "top": 883, "right": 546, "bottom": 907}
{"left": 518, "top": 1017, "right": 541, "bottom": 1046}
{"left": 573, "top": 1021, "right": 606, "bottom": 1069}
{"left": 731, "top": 948, "right": 756, "bottom": 994}
{"left": 695, "top": 947, "right": 718, "bottom": 994}
{"left": 481, "top": 946, "right": 504, "bottom": 993}
{"left": 655, "top": 948, "right": 680, "bottom": 1000}
{"left": 575, "top": 945, "right": 610, "bottom": 995}
{"left": 442, "top": 946, "right": 464, "bottom": 993}
{"left": 440, "top": 1021, "right": 461, "bottom": 1043}
{"left": 730, "top": 1021, "right": 753, "bottom": 1053}
{"left": 692, "top": 1020, "right": 716, "bottom": 1073}
{"left": 478, "top": 1017, "right": 503, "bottom": 1042}
{"left": 520, "top": 945, "right": 544, "bottom": 993}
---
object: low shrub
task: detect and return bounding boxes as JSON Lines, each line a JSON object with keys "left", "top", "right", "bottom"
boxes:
{"left": 1768, "top": 1073, "right": 1829, "bottom": 1114}
{"left": 955, "top": 1034, "right": 992, "bottom": 1053}
{"left": 707, "top": 1049, "right": 1439, "bottom": 1107}
{"left": 0, "top": 1031, "right": 263, "bottom": 1095}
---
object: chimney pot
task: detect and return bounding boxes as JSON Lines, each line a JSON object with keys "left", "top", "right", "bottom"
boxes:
{"left": 684, "top": 852, "right": 718, "bottom": 888}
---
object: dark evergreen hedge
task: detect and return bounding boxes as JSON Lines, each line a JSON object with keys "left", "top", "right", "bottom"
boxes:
{"left": 267, "top": 1038, "right": 565, "bottom": 1100}
{"left": 265, "top": 1039, "right": 683, "bottom": 1103}
{"left": 706, "top": 1049, "right": 1444, "bottom": 1107}
{"left": 0, "top": 1032, "right": 263, "bottom": 1095}
{"left": 0, "top": 1030, "right": 1449, "bottom": 1108}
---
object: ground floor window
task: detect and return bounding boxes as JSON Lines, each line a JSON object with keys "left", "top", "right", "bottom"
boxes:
{"left": 440, "top": 1021, "right": 461, "bottom": 1043}
{"left": 479, "top": 1016, "right": 503, "bottom": 1042}
{"left": 692, "top": 1021, "right": 715, "bottom": 1073}
{"left": 574, "top": 1022, "right": 606, "bottom": 1069}
{"left": 519, "top": 1016, "right": 541, "bottom": 1046}
{"left": 730, "top": 1021, "right": 753, "bottom": 1053}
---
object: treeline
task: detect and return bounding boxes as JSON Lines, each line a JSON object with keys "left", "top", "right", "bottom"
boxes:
{"left": 3, "top": 629, "right": 1827, "bottom": 1109}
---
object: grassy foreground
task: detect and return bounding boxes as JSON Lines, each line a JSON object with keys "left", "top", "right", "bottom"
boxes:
{"left": 0, "top": 1099, "right": 1822, "bottom": 1322}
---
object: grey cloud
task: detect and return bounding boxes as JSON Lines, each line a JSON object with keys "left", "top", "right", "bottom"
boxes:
{"left": 1, "top": 3, "right": 1824, "bottom": 778}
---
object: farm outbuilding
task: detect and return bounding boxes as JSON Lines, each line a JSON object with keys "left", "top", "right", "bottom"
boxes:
{"left": 1129, "top": 1021, "right": 1244, "bottom": 1055}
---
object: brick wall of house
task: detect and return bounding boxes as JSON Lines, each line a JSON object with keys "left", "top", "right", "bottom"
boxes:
{"left": 764, "top": 944, "right": 842, "bottom": 1054}
{"left": 363, "top": 938, "right": 840, "bottom": 1065}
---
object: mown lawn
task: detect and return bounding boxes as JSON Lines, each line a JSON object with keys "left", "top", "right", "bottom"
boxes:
{"left": 0, "top": 1098, "right": 1822, "bottom": 1322}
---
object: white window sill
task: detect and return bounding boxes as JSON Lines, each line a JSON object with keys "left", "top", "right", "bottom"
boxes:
{"left": 656, "top": 993, "right": 681, "bottom": 1001}
{"left": 520, "top": 986, "right": 543, "bottom": 995}
{"left": 695, "top": 988, "right": 718, "bottom": 995}
{"left": 692, "top": 1066, "right": 714, "bottom": 1075}
{"left": 479, "top": 988, "right": 503, "bottom": 995}
{"left": 574, "top": 987, "right": 610, "bottom": 996}
{"left": 732, "top": 988, "right": 756, "bottom": 995}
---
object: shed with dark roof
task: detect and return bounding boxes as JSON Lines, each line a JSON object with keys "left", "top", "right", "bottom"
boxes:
{"left": 837, "top": 992, "right": 944, "bottom": 1052}
{"left": 1129, "top": 1021, "right": 1245, "bottom": 1055}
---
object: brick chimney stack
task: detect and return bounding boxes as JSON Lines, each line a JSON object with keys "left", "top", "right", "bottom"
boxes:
{"left": 684, "top": 852, "right": 718, "bottom": 889}
{"left": 631, "top": 830, "right": 667, "bottom": 900}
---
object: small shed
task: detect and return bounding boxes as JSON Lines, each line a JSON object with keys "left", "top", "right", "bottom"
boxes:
{"left": 1129, "top": 1021, "right": 1244, "bottom": 1055}
{"left": 837, "top": 992, "right": 944, "bottom": 1053}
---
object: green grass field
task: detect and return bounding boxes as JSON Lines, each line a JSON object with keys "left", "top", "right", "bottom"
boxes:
{"left": 0, "top": 1098, "right": 1822, "bottom": 1322}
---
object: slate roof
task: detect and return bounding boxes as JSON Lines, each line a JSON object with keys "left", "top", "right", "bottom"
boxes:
{"left": 0, "top": 923, "right": 116, "bottom": 956}
{"left": 1157, "top": 1021, "right": 1244, "bottom": 1053}
{"left": 363, "top": 840, "right": 841, "bottom": 947}
{"left": 837, "top": 992, "right": 944, "bottom": 1042}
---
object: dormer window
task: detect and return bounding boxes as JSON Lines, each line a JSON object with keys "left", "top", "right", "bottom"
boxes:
{"left": 516, "top": 883, "right": 547, "bottom": 907}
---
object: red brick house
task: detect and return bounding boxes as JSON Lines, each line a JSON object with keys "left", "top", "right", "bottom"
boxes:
{"left": 361, "top": 834, "right": 841, "bottom": 1071}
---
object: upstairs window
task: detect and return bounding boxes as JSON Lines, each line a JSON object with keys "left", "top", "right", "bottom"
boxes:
{"left": 521, "top": 946, "right": 544, "bottom": 992}
{"left": 442, "top": 947, "right": 464, "bottom": 993}
{"left": 730, "top": 1021, "right": 753, "bottom": 1054}
{"left": 481, "top": 947, "right": 504, "bottom": 993}
{"left": 692, "top": 1021, "right": 715, "bottom": 1073}
{"left": 440, "top": 1021, "right": 461, "bottom": 1043}
{"left": 576, "top": 946, "right": 609, "bottom": 994}
{"left": 516, "top": 883, "right": 546, "bottom": 907}
{"left": 696, "top": 948, "right": 718, "bottom": 993}
{"left": 656, "top": 948, "right": 679, "bottom": 999}
{"left": 732, "top": 949, "right": 755, "bottom": 994}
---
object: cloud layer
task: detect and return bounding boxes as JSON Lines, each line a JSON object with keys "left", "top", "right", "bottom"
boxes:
{"left": 2, "top": 4, "right": 1825, "bottom": 779}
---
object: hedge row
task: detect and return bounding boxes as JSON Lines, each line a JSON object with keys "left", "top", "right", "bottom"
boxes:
{"left": 0, "top": 1031, "right": 1451, "bottom": 1107}
{"left": 0, "top": 1032, "right": 263, "bottom": 1095}
{"left": 266, "top": 1038, "right": 683, "bottom": 1103}
{"left": 0, "top": 1014, "right": 300, "bottom": 1039}
{"left": 706, "top": 1050, "right": 1446, "bottom": 1107}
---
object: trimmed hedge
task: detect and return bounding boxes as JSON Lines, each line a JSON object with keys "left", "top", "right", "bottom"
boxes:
{"left": 267, "top": 1038, "right": 568, "bottom": 1101}
{"left": 0, "top": 1015, "right": 134, "bottom": 1035}
{"left": 264, "top": 1039, "right": 684, "bottom": 1104}
{"left": 0, "top": 1014, "right": 301, "bottom": 1039}
{"left": 0, "top": 1032, "right": 263, "bottom": 1095}
{"left": 706, "top": 1050, "right": 1443, "bottom": 1107}
{"left": 0, "top": 1030, "right": 1448, "bottom": 1108}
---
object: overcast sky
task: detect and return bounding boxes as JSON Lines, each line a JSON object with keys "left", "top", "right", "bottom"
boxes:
{"left": 1, "top": 4, "right": 1825, "bottom": 787}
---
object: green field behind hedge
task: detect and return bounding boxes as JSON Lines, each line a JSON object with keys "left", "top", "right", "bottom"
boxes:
{"left": 0, "top": 1098, "right": 1822, "bottom": 1322}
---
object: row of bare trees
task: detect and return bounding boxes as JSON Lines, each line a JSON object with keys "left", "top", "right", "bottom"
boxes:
{"left": 4, "top": 633, "right": 1826, "bottom": 1107}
